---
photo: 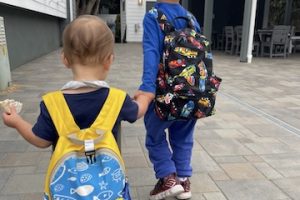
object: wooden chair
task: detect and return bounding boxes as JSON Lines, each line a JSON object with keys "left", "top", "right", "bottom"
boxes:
{"left": 289, "top": 26, "right": 296, "bottom": 53}
{"left": 260, "top": 26, "right": 290, "bottom": 58}
{"left": 224, "top": 26, "right": 236, "bottom": 54}
{"left": 234, "top": 26, "right": 243, "bottom": 55}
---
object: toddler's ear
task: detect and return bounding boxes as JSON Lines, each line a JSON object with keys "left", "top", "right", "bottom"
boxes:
{"left": 103, "top": 54, "right": 114, "bottom": 71}
{"left": 61, "top": 52, "right": 70, "bottom": 68}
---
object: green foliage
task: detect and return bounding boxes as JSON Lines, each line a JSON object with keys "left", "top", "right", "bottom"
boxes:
{"left": 269, "top": 0, "right": 286, "bottom": 26}
{"left": 292, "top": 0, "right": 300, "bottom": 30}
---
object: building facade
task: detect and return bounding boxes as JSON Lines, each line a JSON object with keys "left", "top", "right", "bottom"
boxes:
{"left": 0, "top": 0, "right": 70, "bottom": 70}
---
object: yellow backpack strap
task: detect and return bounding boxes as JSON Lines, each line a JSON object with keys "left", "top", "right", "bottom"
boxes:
{"left": 91, "top": 87, "right": 126, "bottom": 130}
{"left": 42, "top": 91, "right": 80, "bottom": 136}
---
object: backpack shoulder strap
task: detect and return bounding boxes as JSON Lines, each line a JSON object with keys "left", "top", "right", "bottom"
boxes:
{"left": 42, "top": 91, "right": 80, "bottom": 136}
{"left": 149, "top": 8, "right": 174, "bottom": 33}
{"left": 91, "top": 87, "right": 126, "bottom": 131}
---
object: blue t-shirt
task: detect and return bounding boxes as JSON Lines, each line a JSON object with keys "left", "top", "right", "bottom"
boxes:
{"left": 139, "top": 2, "right": 200, "bottom": 94}
{"left": 32, "top": 88, "right": 138, "bottom": 144}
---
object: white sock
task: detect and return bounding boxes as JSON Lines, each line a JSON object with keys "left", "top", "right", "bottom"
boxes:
{"left": 178, "top": 177, "right": 187, "bottom": 182}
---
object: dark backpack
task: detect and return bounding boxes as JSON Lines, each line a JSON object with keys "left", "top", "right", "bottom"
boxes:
{"left": 151, "top": 8, "right": 222, "bottom": 120}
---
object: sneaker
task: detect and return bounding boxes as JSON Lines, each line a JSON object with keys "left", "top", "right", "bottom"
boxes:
{"left": 149, "top": 173, "right": 184, "bottom": 200}
{"left": 176, "top": 178, "right": 192, "bottom": 199}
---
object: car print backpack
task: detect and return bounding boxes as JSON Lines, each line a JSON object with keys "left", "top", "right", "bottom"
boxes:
{"left": 150, "top": 8, "right": 222, "bottom": 121}
{"left": 42, "top": 88, "right": 131, "bottom": 200}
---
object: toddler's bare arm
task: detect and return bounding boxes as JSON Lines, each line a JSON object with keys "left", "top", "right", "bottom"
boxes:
{"left": 2, "top": 105, "right": 52, "bottom": 148}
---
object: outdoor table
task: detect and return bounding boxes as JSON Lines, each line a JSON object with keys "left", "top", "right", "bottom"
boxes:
{"left": 257, "top": 29, "right": 273, "bottom": 42}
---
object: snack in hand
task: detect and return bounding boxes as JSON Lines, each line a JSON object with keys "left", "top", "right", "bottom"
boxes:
{"left": 0, "top": 99, "right": 23, "bottom": 114}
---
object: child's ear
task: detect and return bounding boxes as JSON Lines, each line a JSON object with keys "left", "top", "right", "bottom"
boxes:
{"left": 103, "top": 54, "right": 114, "bottom": 71}
{"left": 61, "top": 52, "right": 70, "bottom": 68}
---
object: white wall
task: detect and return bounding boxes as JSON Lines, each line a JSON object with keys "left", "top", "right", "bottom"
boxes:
{"left": 0, "top": 17, "right": 11, "bottom": 90}
{"left": 0, "top": 0, "right": 67, "bottom": 19}
{"left": 125, "top": 0, "right": 155, "bottom": 42}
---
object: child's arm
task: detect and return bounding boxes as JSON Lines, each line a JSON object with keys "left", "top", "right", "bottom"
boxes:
{"left": 2, "top": 106, "right": 52, "bottom": 148}
{"left": 134, "top": 90, "right": 155, "bottom": 119}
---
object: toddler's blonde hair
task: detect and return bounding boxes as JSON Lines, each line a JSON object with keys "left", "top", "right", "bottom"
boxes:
{"left": 63, "top": 15, "right": 114, "bottom": 66}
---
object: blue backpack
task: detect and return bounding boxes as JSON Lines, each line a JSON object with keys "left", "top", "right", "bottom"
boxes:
{"left": 42, "top": 88, "right": 131, "bottom": 200}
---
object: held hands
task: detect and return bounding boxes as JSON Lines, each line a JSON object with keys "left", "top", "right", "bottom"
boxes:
{"left": 133, "top": 90, "right": 155, "bottom": 118}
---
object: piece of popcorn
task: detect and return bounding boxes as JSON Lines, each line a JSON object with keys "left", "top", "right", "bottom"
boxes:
{"left": 0, "top": 99, "right": 23, "bottom": 114}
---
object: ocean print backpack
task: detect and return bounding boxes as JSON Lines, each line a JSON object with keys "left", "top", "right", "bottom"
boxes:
{"left": 42, "top": 88, "right": 131, "bottom": 200}
{"left": 150, "top": 8, "right": 222, "bottom": 121}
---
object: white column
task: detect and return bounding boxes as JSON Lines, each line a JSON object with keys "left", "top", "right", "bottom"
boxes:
{"left": 240, "top": 0, "right": 257, "bottom": 63}
{"left": 69, "top": 0, "right": 74, "bottom": 21}
{"left": 262, "top": 0, "right": 270, "bottom": 28}
{"left": 0, "top": 17, "right": 12, "bottom": 90}
{"left": 203, "top": 0, "right": 214, "bottom": 41}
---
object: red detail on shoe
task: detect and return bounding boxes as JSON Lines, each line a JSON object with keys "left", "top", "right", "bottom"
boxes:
{"left": 176, "top": 178, "right": 192, "bottom": 199}
{"left": 180, "top": 178, "right": 191, "bottom": 192}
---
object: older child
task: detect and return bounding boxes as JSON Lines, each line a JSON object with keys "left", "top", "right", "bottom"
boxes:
{"left": 2, "top": 15, "right": 151, "bottom": 199}
{"left": 134, "top": 0, "right": 202, "bottom": 199}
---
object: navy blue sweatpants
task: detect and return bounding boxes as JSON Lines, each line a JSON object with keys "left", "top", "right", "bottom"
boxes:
{"left": 144, "top": 102, "right": 197, "bottom": 179}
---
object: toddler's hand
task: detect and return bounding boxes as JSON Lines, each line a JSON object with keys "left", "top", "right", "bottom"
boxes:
{"left": 2, "top": 105, "right": 22, "bottom": 128}
{"left": 134, "top": 90, "right": 155, "bottom": 101}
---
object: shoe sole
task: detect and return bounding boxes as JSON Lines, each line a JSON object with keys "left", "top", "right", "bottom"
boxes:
{"left": 176, "top": 191, "right": 192, "bottom": 199}
{"left": 149, "top": 185, "right": 184, "bottom": 200}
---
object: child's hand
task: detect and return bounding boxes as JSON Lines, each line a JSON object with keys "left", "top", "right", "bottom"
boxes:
{"left": 2, "top": 105, "right": 23, "bottom": 128}
{"left": 133, "top": 90, "right": 155, "bottom": 118}
{"left": 134, "top": 90, "right": 155, "bottom": 101}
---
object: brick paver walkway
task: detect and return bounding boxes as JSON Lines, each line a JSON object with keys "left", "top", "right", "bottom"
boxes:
{"left": 0, "top": 43, "right": 300, "bottom": 200}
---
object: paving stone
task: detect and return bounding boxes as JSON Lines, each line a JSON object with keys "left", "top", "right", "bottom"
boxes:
{"left": 2, "top": 174, "right": 45, "bottom": 194}
{"left": 273, "top": 177, "right": 300, "bottom": 200}
{"left": 203, "top": 192, "right": 227, "bottom": 200}
{"left": 13, "top": 166, "right": 36, "bottom": 175}
{"left": 198, "top": 138, "right": 253, "bottom": 156}
{"left": 135, "top": 186, "right": 153, "bottom": 200}
{"left": 190, "top": 173, "right": 220, "bottom": 193}
{"left": 0, "top": 195, "right": 22, "bottom": 200}
{"left": 216, "top": 180, "right": 288, "bottom": 200}
{"left": 0, "top": 141, "right": 29, "bottom": 153}
{"left": 244, "top": 124, "right": 292, "bottom": 138}
{"left": 208, "top": 171, "right": 230, "bottom": 181}
{"left": 127, "top": 168, "right": 156, "bottom": 187}
{"left": 278, "top": 135, "right": 300, "bottom": 152}
{"left": 21, "top": 193, "right": 43, "bottom": 200}
{"left": 214, "top": 156, "right": 247, "bottom": 164}
{"left": 220, "top": 163, "right": 265, "bottom": 180}
{"left": 192, "top": 150, "right": 222, "bottom": 173}
{"left": 124, "top": 154, "right": 148, "bottom": 168}
{"left": 0, "top": 128, "right": 23, "bottom": 141}
{"left": 244, "top": 140, "right": 296, "bottom": 155}
{"left": 253, "top": 162, "right": 283, "bottom": 179}
{"left": 260, "top": 154, "right": 300, "bottom": 177}
{"left": 214, "top": 129, "right": 246, "bottom": 139}
{"left": 243, "top": 155, "right": 264, "bottom": 162}
{"left": 0, "top": 152, "right": 41, "bottom": 167}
